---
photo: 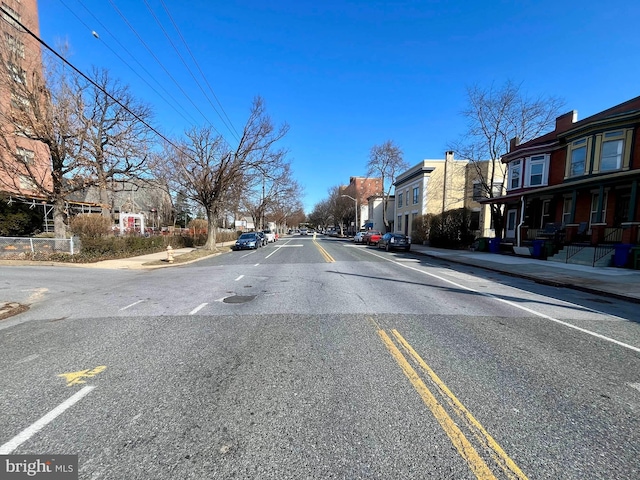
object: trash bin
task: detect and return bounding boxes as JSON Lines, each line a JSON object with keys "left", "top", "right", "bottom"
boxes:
{"left": 532, "top": 239, "right": 545, "bottom": 258}
{"left": 543, "top": 242, "right": 555, "bottom": 259}
{"left": 632, "top": 247, "right": 640, "bottom": 270}
{"left": 477, "top": 238, "right": 489, "bottom": 252}
{"left": 613, "top": 244, "right": 633, "bottom": 268}
{"left": 488, "top": 237, "right": 501, "bottom": 253}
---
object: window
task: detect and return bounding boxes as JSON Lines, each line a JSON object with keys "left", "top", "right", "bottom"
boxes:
{"left": 16, "top": 146, "right": 34, "bottom": 164}
{"left": 508, "top": 160, "right": 521, "bottom": 189}
{"left": 397, "top": 193, "right": 403, "bottom": 208}
{"left": 5, "top": 32, "right": 24, "bottom": 58}
{"left": 569, "top": 138, "right": 587, "bottom": 177}
{"left": 397, "top": 215, "right": 402, "bottom": 231}
{"left": 590, "top": 192, "right": 607, "bottom": 224}
{"left": 562, "top": 198, "right": 572, "bottom": 226}
{"left": 525, "top": 154, "right": 548, "bottom": 187}
{"left": 2, "top": 3, "right": 22, "bottom": 30}
{"left": 472, "top": 182, "right": 484, "bottom": 201}
{"left": 600, "top": 131, "right": 624, "bottom": 171}
{"left": 7, "top": 62, "right": 25, "bottom": 84}
{"left": 19, "top": 174, "right": 36, "bottom": 190}
{"left": 412, "top": 187, "right": 419, "bottom": 204}
{"left": 492, "top": 182, "right": 503, "bottom": 197}
{"left": 11, "top": 92, "right": 29, "bottom": 111}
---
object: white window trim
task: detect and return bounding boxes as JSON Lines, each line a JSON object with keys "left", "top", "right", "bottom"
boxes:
{"left": 524, "top": 154, "right": 549, "bottom": 187}
{"left": 507, "top": 160, "right": 521, "bottom": 191}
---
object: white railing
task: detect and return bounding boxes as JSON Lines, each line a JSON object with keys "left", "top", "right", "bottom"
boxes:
{"left": 0, "top": 237, "right": 77, "bottom": 256}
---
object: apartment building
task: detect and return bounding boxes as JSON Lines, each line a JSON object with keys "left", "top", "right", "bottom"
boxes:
{"left": 0, "top": 0, "right": 51, "bottom": 203}
{"left": 339, "top": 176, "right": 382, "bottom": 232}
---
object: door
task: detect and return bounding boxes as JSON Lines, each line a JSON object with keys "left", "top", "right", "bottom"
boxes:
{"left": 506, "top": 209, "right": 517, "bottom": 239}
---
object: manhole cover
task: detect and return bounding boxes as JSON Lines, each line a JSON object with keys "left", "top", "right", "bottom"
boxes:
{"left": 223, "top": 295, "right": 256, "bottom": 304}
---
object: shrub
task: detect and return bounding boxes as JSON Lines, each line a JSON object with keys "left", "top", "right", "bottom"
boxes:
{"left": 411, "top": 214, "right": 433, "bottom": 244}
{"left": 0, "top": 194, "right": 44, "bottom": 236}
{"left": 69, "top": 214, "right": 111, "bottom": 238}
{"left": 428, "top": 208, "right": 476, "bottom": 249}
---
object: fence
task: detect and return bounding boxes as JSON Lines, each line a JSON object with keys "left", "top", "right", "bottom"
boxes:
{"left": 0, "top": 237, "right": 77, "bottom": 257}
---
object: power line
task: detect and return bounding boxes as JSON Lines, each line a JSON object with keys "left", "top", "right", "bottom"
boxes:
{"left": 142, "top": 0, "right": 240, "bottom": 142}
{"left": 158, "top": 0, "right": 241, "bottom": 140}
{"left": 58, "top": 0, "right": 200, "bottom": 129}
{"left": 0, "top": 5, "right": 184, "bottom": 153}
{"left": 105, "top": 0, "right": 228, "bottom": 142}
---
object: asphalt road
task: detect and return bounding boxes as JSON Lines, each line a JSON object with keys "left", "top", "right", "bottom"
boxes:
{"left": 1, "top": 234, "right": 639, "bottom": 479}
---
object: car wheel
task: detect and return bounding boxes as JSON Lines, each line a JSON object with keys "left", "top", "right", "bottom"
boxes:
{"left": 385, "top": 243, "right": 390, "bottom": 252}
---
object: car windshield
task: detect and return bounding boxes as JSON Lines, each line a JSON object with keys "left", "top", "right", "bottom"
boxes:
{"left": 239, "top": 233, "right": 255, "bottom": 240}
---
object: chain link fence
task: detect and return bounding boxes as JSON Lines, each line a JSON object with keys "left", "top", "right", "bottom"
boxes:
{"left": 0, "top": 237, "right": 78, "bottom": 257}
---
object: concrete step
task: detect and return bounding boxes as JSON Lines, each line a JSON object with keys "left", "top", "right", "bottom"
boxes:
{"left": 548, "top": 247, "right": 614, "bottom": 267}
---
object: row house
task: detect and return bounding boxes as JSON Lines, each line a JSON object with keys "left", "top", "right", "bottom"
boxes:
{"left": 488, "top": 95, "right": 640, "bottom": 266}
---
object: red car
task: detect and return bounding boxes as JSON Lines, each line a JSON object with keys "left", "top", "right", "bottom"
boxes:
{"left": 363, "top": 230, "right": 382, "bottom": 245}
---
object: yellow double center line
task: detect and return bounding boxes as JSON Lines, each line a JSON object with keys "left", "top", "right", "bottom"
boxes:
{"left": 313, "top": 235, "right": 335, "bottom": 262}
{"left": 377, "top": 327, "right": 528, "bottom": 480}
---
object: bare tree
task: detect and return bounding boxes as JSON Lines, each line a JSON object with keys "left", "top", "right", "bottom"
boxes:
{"left": 241, "top": 162, "right": 300, "bottom": 230}
{"left": 366, "top": 140, "right": 408, "bottom": 232}
{"left": 449, "top": 80, "right": 564, "bottom": 238}
{"left": 0, "top": 43, "right": 86, "bottom": 238}
{"left": 156, "top": 96, "right": 289, "bottom": 250}
{"left": 308, "top": 198, "right": 332, "bottom": 231}
{"left": 76, "top": 68, "right": 155, "bottom": 218}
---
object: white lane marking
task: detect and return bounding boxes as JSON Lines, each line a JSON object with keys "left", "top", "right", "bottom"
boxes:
{"left": 254, "top": 263, "right": 260, "bottom": 266}
{"left": 189, "top": 303, "right": 208, "bottom": 315}
{"left": 240, "top": 251, "right": 257, "bottom": 258}
{"left": 214, "top": 297, "right": 226, "bottom": 302}
{"left": 120, "top": 300, "right": 144, "bottom": 311}
{"left": 15, "top": 354, "right": 39, "bottom": 365}
{"left": 360, "top": 248, "right": 640, "bottom": 353}
{"left": 0, "top": 386, "right": 95, "bottom": 454}
{"left": 628, "top": 383, "right": 640, "bottom": 393}
{"left": 235, "top": 275, "right": 244, "bottom": 281}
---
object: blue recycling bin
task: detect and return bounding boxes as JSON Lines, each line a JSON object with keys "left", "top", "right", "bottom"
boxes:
{"left": 532, "top": 239, "right": 545, "bottom": 258}
{"left": 613, "top": 244, "right": 632, "bottom": 267}
{"left": 488, "top": 237, "right": 501, "bottom": 253}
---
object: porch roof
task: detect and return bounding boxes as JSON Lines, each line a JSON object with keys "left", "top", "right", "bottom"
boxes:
{"left": 480, "top": 170, "right": 640, "bottom": 205}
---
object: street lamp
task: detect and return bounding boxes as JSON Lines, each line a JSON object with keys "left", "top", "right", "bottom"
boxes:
{"left": 341, "top": 194, "right": 358, "bottom": 236}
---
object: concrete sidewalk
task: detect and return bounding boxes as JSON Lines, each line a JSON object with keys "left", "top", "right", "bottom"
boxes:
{"left": 407, "top": 243, "right": 640, "bottom": 303}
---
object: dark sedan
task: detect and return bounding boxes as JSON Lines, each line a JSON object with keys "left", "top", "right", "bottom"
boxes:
{"left": 377, "top": 233, "right": 411, "bottom": 252}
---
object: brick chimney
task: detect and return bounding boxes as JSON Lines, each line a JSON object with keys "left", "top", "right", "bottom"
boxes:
{"left": 509, "top": 137, "right": 520, "bottom": 153}
{"left": 555, "top": 110, "right": 578, "bottom": 133}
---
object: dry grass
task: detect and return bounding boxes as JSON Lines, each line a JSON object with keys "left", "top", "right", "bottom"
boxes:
{"left": 143, "top": 245, "right": 233, "bottom": 266}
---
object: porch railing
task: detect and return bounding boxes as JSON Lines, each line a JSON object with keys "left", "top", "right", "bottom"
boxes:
{"left": 562, "top": 244, "right": 615, "bottom": 266}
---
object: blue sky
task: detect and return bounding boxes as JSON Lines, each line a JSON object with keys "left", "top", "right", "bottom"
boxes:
{"left": 39, "top": 0, "right": 640, "bottom": 213}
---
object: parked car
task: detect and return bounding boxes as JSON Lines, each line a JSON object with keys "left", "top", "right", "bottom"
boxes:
{"left": 233, "top": 232, "right": 260, "bottom": 250}
{"left": 363, "top": 230, "right": 383, "bottom": 245}
{"left": 256, "top": 231, "right": 268, "bottom": 247}
{"left": 262, "top": 229, "right": 276, "bottom": 243}
{"left": 353, "top": 231, "right": 366, "bottom": 243}
{"left": 377, "top": 233, "right": 411, "bottom": 252}
{"left": 300, "top": 228, "right": 308, "bottom": 235}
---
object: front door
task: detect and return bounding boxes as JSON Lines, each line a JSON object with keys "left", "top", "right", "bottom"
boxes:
{"left": 506, "top": 209, "right": 517, "bottom": 239}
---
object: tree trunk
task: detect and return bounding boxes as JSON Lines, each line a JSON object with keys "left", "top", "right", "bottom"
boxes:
{"left": 53, "top": 197, "right": 67, "bottom": 241}
{"left": 203, "top": 209, "right": 218, "bottom": 250}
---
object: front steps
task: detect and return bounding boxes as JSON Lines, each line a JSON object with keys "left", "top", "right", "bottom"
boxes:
{"left": 547, "top": 246, "right": 614, "bottom": 267}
